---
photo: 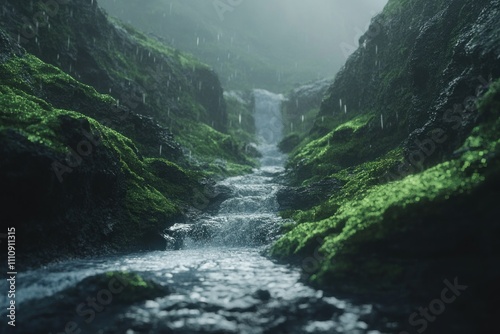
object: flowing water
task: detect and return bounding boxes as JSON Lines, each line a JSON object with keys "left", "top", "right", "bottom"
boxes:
{"left": 1, "top": 90, "right": 386, "bottom": 333}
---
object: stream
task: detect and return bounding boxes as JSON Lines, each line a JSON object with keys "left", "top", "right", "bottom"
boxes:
{"left": 1, "top": 90, "right": 388, "bottom": 334}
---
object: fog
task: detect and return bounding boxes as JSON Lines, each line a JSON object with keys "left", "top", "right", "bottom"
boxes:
{"left": 100, "top": 0, "right": 388, "bottom": 91}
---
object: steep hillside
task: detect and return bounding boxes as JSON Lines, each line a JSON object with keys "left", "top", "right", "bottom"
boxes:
{"left": 271, "top": 0, "right": 500, "bottom": 331}
{"left": 279, "top": 79, "right": 332, "bottom": 153}
{"left": 0, "top": 0, "right": 255, "bottom": 266}
{"left": 1, "top": 0, "right": 256, "bottom": 173}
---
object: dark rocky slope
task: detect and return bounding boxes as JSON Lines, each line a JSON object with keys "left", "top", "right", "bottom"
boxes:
{"left": 0, "top": 0, "right": 254, "bottom": 266}
{"left": 279, "top": 78, "right": 332, "bottom": 154}
{"left": 272, "top": 0, "right": 500, "bottom": 332}
{"left": 1, "top": 0, "right": 255, "bottom": 170}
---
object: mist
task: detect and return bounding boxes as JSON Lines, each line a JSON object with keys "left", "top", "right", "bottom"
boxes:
{"left": 100, "top": 0, "right": 388, "bottom": 91}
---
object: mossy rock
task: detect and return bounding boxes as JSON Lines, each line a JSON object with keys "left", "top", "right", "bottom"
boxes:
{"left": 271, "top": 80, "right": 500, "bottom": 297}
{"left": 68, "top": 271, "right": 172, "bottom": 304}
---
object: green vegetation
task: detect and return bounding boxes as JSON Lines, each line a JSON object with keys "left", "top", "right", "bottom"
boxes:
{"left": 177, "top": 121, "right": 256, "bottom": 177}
{"left": 225, "top": 92, "right": 256, "bottom": 145}
{"left": 0, "top": 85, "right": 68, "bottom": 151}
{"left": 285, "top": 112, "right": 401, "bottom": 186}
{"left": 77, "top": 271, "right": 171, "bottom": 303}
{"left": 0, "top": 52, "right": 114, "bottom": 105}
{"left": 271, "top": 79, "right": 500, "bottom": 291}
{"left": 110, "top": 17, "right": 207, "bottom": 72}
{"left": 0, "top": 47, "right": 200, "bottom": 245}
{"left": 101, "top": 19, "right": 257, "bottom": 175}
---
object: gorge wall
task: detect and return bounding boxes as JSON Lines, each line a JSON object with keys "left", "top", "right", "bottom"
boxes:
{"left": 273, "top": 0, "right": 500, "bottom": 332}
{"left": 0, "top": 0, "right": 255, "bottom": 266}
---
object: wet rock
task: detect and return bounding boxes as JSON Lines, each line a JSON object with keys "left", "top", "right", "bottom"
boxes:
{"left": 253, "top": 289, "right": 272, "bottom": 301}
{"left": 16, "top": 272, "right": 171, "bottom": 334}
{"left": 277, "top": 178, "right": 344, "bottom": 211}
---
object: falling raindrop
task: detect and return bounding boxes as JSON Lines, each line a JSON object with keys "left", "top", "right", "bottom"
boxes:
{"left": 344, "top": 105, "right": 347, "bottom": 114}
{"left": 238, "top": 114, "right": 242, "bottom": 125}
{"left": 142, "top": 93, "right": 146, "bottom": 104}
{"left": 56, "top": 54, "right": 60, "bottom": 60}
{"left": 196, "top": 37, "right": 199, "bottom": 46}
{"left": 159, "top": 145, "right": 162, "bottom": 156}
{"left": 116, "top": 99, "right": 120, "bottom": 107}
{"left": 339, "top": 98, "right": 342, "bottom": 108}
{"left": 67, "top": 36, "right": 70, "bottom": 49}
{"left": 381, "top": 114, "right": 384, "bottom": 129}
{"left": 290, "top": 122, "right": 294, "bottom": 131}
{"left": 322, "top": 116, "right": 324, "bottom": 122}
{"left": 375, "top": 45, "right": 378, "bottom": 54}
{"left": 301, "top": 115, "right": 305, "bottom": 123}
{"left": 198, "top": 81, "right": 202, "bottom": 91}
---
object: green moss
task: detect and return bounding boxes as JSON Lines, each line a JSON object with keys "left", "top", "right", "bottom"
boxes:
{"left": 0, "top": 85, "right": 68, "bottom": 151}
{"left": 225, "top": 93, "right": 256, "bottom": 145}
{"left": 0, "top": 52, "right": 185, "bottom": 235}
{"left": 288, "top": 113, "right": 388, "bottom": 185}
{"left": 270, "top": 79, "right": 500, "bottom": 291}
{"left": 0, "top": 52, "right": 114, "bottom": 105}
{"left": 111, "top": 17, "right": 208, "bottom": 71}
{"left": 176, "top": 121, "right": 256, "bottom": 177}
{"left": 79, "top": 271, "right": 171, "bottom": 303}
{"left": 126, "top": 180, "right": 178, "bottom": 224}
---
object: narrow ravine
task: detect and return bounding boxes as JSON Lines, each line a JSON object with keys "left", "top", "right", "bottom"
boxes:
{"left": 4, "top": 90, "right": 385, "bottom": 334}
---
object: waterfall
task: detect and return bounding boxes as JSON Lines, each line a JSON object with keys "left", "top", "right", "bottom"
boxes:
{"left": 253, "top": 89, "right": 286, "bottom": 167}
{"left": 165, "top": 89, "right": 287, "bottom": 248}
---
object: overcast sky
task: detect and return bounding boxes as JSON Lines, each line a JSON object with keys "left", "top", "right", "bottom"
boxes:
{"left": 100, "top": 0, "right": 389, "bottom": 89}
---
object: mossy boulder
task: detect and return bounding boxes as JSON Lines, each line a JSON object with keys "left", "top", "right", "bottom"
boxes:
{"left": 17, "top": 271, "right": 171, "bottom": 334}
{"left": 0, "top": 28, "right": 205, "bottom": 266}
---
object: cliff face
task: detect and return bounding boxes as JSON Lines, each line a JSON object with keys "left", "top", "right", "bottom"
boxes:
{"left": 0, "top": 0, "right": 254, "bottom": 266}
{"left": 286, "top": 0, "right": 499, "bottom": 184}
{"left": 272, "top": 0, "right": 500, "bottom": 331}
